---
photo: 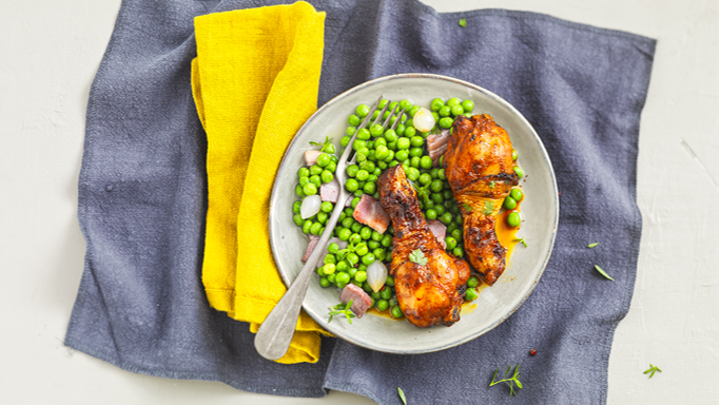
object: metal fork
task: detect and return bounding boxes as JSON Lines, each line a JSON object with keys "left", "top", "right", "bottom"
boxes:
{"left": 254, "top": 96, "right": 405, "bottom": 361}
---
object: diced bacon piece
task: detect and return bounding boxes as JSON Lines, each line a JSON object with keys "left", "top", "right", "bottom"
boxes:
{"left": 339, "top": 283, "right": 373, "bottom": 318}
{"left": 302, "top": 234, "right": 320, "bottom": 262}
{"left": 426, "top": 129, "right": 451, "bottom": 167}
{"left": 304, "top": 150, "right": 322, "bottom": 166}
{"left": 427, "top": 220, "right": 447, "bottom": 249}
{"left": 352, "top": 194, "right": 390, "bottom": 234}
{"left": 320, "top": 178, "right": 340, "bottom": 203}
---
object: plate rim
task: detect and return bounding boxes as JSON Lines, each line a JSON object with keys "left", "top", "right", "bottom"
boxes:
{"left": 268, "top": 73, "right": 559, "bottom": 354}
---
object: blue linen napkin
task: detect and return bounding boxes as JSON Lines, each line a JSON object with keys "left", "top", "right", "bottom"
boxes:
{"left": 65, "top": 0, "right": 655, "bottom": 403}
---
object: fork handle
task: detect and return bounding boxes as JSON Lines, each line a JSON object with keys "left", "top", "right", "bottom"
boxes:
{"left": 254, "top": 191, "right": 350, "bottom": 361}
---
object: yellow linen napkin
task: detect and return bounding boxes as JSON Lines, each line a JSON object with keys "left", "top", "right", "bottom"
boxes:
{"left": 191, "top": 1, "right": 332, "bottom": 364}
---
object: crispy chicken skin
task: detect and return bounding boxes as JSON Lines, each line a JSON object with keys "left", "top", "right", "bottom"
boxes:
{"left": 444, "top": 114, "right": 519, "bottom": 286}
{"left": 378, "top": 165, "right": 471, "bottom": 328}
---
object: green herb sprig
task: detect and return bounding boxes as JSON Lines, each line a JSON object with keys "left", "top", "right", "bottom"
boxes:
{"left": 587, "top": 242, "right": 599, "bottom": 248}
{"left": 514, "top": 236, "right": 528, "bottom": 248}
{"left": 409, "top": 249, "right": 428, "bottom": 266}
{"left": 644, "top": 364, "right": 662, "bottom": 378}
{"left": 328, "top": 300, "right": 356, "bottom": 324}
{"left": 309, "top": 135, "right": 336, "bottom": 154}
{"left": 490, "top": 364, "right": 523, "bottom": 396}
{"left": 459, "top": 18, "right": 467, "bottom": 27}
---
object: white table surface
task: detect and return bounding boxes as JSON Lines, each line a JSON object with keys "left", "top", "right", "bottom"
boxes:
{"left": 1, "top": 0, "right": 717, "bottom": 403}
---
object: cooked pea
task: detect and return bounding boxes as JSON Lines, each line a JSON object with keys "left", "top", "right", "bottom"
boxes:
{"left": 451, "top": 228, "right": 462, "bottom": 241}
{"left": 337, "top": 228, "right": 351, "bottom": 241}
{"left": 425, "top": 208, "right": 438, "bottom": 221}
{"left": 452, "top": 246, "right": 464, "bottom": 258}
{"left": 438, "top": 105, "right": 451, "bottom": 117}
{"left": 418, "top": 173, "right": 432, "bottom": 186}
{"left": 513, "top": 166, "right": 524, "bottom": 178}
{"left": 317, "top": 212, "right": 328, "bottom": 224}
{"left": 512, "top": 149, "right": 518, "bottom": 161}
{"left": 345, "top": 178, "right": 359, "bottom": 192}
{"left": 431, "top": 193, "right": 444, "bottom": 205}
{"left": 298, "top": 167, "right": 310, "bottom": 178}
{"left": 309, "top": 222, "right": 322, "bottom": 235}
{"left": 360, "top": 226, "right": 372, "bottom": 240}
{"left": 467, "top": 275, "right": 480, "bottom": 288}
{"left": 316, "top": 153, "right": 331, "bottom": 168}
{"left": 434, "top": 204, "right": 446, "bottom": 216}
{"left": 335, "top": 272, "right": 350, "bottom": 288}
{"left": 391, "top": 305, "right": 404, "bottom": 319}
{"left": 465, "top": 288, "right": 478, "bottom": 301}
{"left": 351, "top": 197, "right": 361, "bottom": 208}
{"left": 445, "top": 236, "right": 457, "bottom": 250}
{"left": 420, "top": 156, "right": 433, "bottom": 169}
{"left": 461, "top": 99, "right": 474, "bottom": 112}
{"left": 438, "top": 168, "right": 446, "bottom": 181}
{"left": 507, "top": 211, "right": 521, "bottom": 227}
{"left": 406, "top": 167, "right": 420, "bottom": 182}
{"left": 503, "top": 196, "right": 517, "bottom": 210}
{"left": 380, "top": 287, "right": 393, "bottom": 300}
{"left": 361, "top": 253, "right": 375, "bottom": 266}
{"left": 396, "top": 137, "right": 410, "bottom": 150}
{"left": 293, "top": 213, "right": 304, "bottom": 227}
{"left": 451, "top": 104, "right": 464, "bottom": 117}
{"left": 302, "top": 183, "right": 317, "bottom": 195}
{"left": 320, "top": 201, "right": 333, "bottom": 213}
{"left": 430, "top": 98, "right": 445, "bottom": 111}
{"left": 356, "top": 104, "right": 370, "bottom": 118}
{"left": 439, "top": 117, "right": 454, "bottom": 129}
{"left": 373, "top": 248, "right": 386, "bottom": 262}
{"left": 430, "top": 179, "right": 444, "bottom": 193}
{"left": 369, "top": 123, "right": 384, "bottom": 137}
{"left": 510, "top": 188, "right": 524, "bottom": 202}
{"left": 385, "top": 276, "right": 395, "bottom": 287}
{"left": 447, "top": 97, "right": 461, "bottom": 107}
{"left": 376, "top": 299, "right": 389, "bottom": 311}
{"left": 381, "top": 233, "right": 393, "bottom": 247}
{"left": 395, "top": 149, "right": 409, "bottom": 162}
{"left": 321, "top": 170, "right": 334, "bottom": 184}
{"left": 292, "top": 200, "right": 302, "bottom": 214}
{"left": 336, "top": 260, "right": 349, "bottom": 272}
{"left": 404, "top": 126, "right": 417, "bottom": 138}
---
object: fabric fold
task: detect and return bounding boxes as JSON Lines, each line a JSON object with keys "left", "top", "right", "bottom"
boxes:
{"left": 191, "top": 1, "right": 331, "bottom": 364}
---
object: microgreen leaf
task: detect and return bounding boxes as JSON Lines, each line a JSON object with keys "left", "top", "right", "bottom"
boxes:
{"left": 397, "top": 387, "right": 407, "bottom": 405}
{"left": 328, "top": 300, "right": 356, "bottom": 324}
{"left": 482, "top": 200, "right": 494, "bottom": 215}
{"left": 587, "top": 242, "right": 599, "bottom": 248}
{"left": 459, "top": 18, "right": 467, "bottom": 27}
{"left": 490, "top": 364, "right": 523, "bottom": 396}
{"left": 489, "top": 180, "right": 496, "bottom": 189}
{"left": 309, "top": 135, "right": 335, "bottom": 154}
{"left": 409, "top": 249, "right": 428, "bottom": 266}
{"left": 462, "top": 202, "right": 473, "bottom": 213}
{"left": 594, "top": 265, "right": 615, "bottom": 281}
{"left": 514, "top": 236, "right": 528, "bottom": 248}
{"left": 644, "top": 364, "right": 662, "bottom": 378}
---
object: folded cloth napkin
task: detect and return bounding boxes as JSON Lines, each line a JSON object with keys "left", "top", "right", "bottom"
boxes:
{"left": 191, "top": 1, "right": 331, "bottom": 365}
{"left": 66, "top": 0, "right": 656, "bottom": 403}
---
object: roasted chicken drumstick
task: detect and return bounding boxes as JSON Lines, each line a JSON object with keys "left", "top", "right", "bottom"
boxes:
{"left": 444, "top": 114, "right": 519, "bottom": 286}
{"left": 378, "top": 165, "right": 471, "bottom": 328}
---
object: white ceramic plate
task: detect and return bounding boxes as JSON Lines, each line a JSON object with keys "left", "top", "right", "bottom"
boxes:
{"left": 269, "top": 73, "right": 558, "bottom": 354}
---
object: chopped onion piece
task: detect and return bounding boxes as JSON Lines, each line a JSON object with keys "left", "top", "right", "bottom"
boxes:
{"left": 300, "top": 195, "right": 321, "bottom": 219}
{"left": 366, "top": 261, "right": 388, "bottom": 293}
{"left": 413, "top": 107, "right": 436, "bottom": 133}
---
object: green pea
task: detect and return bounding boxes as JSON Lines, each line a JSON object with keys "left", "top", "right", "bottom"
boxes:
{"left": 380, "top": 287, "right": 393, "bottom": 300}
{"left": 430, "top": 193, "right": 444, "bottom": 205}
{"left": 430, "top": 98, "right": 445, "bottom": 111}
{"left": 348, "top": 114, "right": 361, "bottom": 126}
{"left": 451, "top": 104, "right": 464, "bottom": 117}
{"left": 404, "top": 126, "right": 417, "bottom": 138}
{"left": 402, "top": 167, "right": 418, "bottom": 182}
{"left": 292, "top": 200, "right": 302, "bottom": 214}
{"left": 309, "top": 222, "right": 322, "bottom": 235}
{"left": 512, "top": 149, "right": 518, "bottom": 161}
{"left": 438, "top": 168, "right": 446, "bottom": 181}
{"left": 356, "top": 104, "right": 370, "bottom": 118}
{"left": 399, "top": 99, "right": 413, "bottom": 112}
{"left": 336, "top": 260, "right": 349, "bottom": 272}
{"left": 452, "top": 246, "right": 464, "bottom": 258}
{"left": 335, "top": 272, "right": 350, "bottom": 288}
{"left": 510, "top": 188, "right": 524, "bottom": 202}
{"left": 461, "top": 99, "right": 474, "bottom": 113}
{"left": 293, "top": 213, "right": 304, "bottom": 227}
{"left": 307, "top": 164, "right": 321, "bottom": 176}
{"left": 317, "top": 211, "right": 329, "bottom": 224}
{"left": 447, "top": 98, "right": 461, "bottom": 107}
{"left": 439, "top": 117, "right": 454, "bottom": 129}
{"left": 381, "top": 234, "right": 393, "bottom": 248}
{"left": 345, "top": 179, "right": 359, "bottom": 193}
{"left": 351, "top": 221, "right": 362, "bottom": 233}
{"left": 439, "top": 212, "right": 453, "bottom": 225}
{"left": 348, "top": 266, "right": 358, "bottom": 278}
{"left": 360, "top": 226, "right": 372, "bottom": 240}
{"left": 322, "top": 263, "right": 336, "bottom": 275}
{"left": 316, "top": 153, "right": 331, "bottom": 168}
{"left": 409, "top": 147, "right": 424, "bottom": 158}
{"left": 320, "top": 170, "right": 334, "bottom": 184}
{"left": 320, "top": 201, "right": 333, "bottom": 213}
{"left": 326, "top": 161, "right": 337, "bottom": 173}
{"left": 301, "top": 219, "right": 312, "bottom": 234}
{"left": 396, "top": 137, "right": 410, "bottom": 150}
{"left": 376, "top": 299, "right": 389, "bottom": 311}
{"left": 384, "top": 150, "right": 395, "bottom": 163}
{"left": 503, "top": 196, "right": 517, "bottom": 210}
{"left": 418, "top": 173, "right": 432, "bottom": 186}
{"left": 303, "top": 183, "right": 317, "bottom": 195}
{"left": 391, "top": 305, "right": 404, "bottom": 319}
{"left": 368, "top": 123, "right": 383, "bottom": 138}
{"left": 363, "top": 181, "right": 376, "bottom": 195}
{"left": 410, "top": 156, "right": 421, "bottom": 168}
{"left": 327, "top": 243, "right": 340, "bottom": 255}
{"left": 430, "top": 179, "right": 444, "bottom": 193}
{"left": 438, "top": 105, "right": 451, "bottom": 117}
{"left": 513, "top": 166, "right": 524, "bottom": 178}
{"left": 409, "top": 136, "right": 424, "bottom": 148}
{"left": 356, "top": 169, "right": 369, "bottom": 181}
{"left": 373, "top": 248, "right": 386, "bottom": 262}
{"left": 298, "top": 167, "right": 310, "bottom": 178}
{"left": 337, "top": 228, "right": 351, "bottom": 241}
{"left": 434, "top": 204, "right": 446, "bottom": 216}
{"left": 465, "top": 288, "right": 478, "bottom": 301}
{"left": 361, "top": 253, "right": 375, "bottom": 266}
{"left": 327, "top": 273, "right": 336, "bottom": 283}
{"left": 319, "top": 277, "right": 331, "bottom": 288}
{"left": 445, "top": 236, "right": 457, "bottom": 250}
{"left": 351, "top": 197, "right": 361, "bottom": 208}
{"left": 354, "top": 270, "right": 368, "bottom": 283}
{"left": 451, "top": 228, "right": 462, "bottom": 241}
{"left": 420, "top": 155, "right": 433, "bottom": 170}
{"left": 467, "top": 275, "right": 480, "bottom": 288}
{"left": 367, "top": 174, "right": 379, "bottom": 183}
{"left": 395, "top": 149, "right": 409, "bottom": 161}
{"left": 425, "top": 208, "right": 438, "bottom": 221}
{"left": 308, "top": 175, "right": 321, "bottom": 189}
{"left": 341, "top": 135, "right": 351, "bottom": 147}
{"left": 354, "top": 242, "right": 369, "bottom": 256}
{"left": 507, "top": 211, "right": 521, "bottom": 228}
